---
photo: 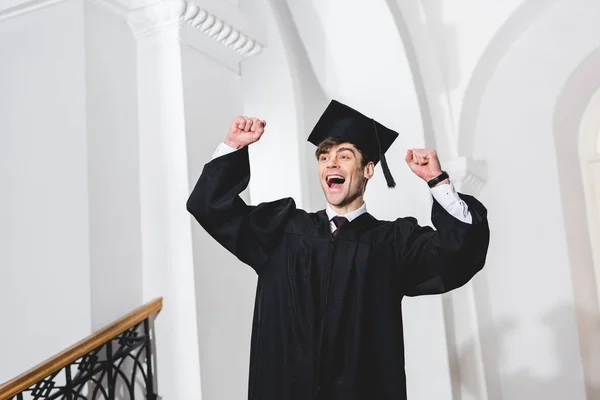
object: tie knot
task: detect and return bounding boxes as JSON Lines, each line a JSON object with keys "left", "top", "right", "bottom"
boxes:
{"left": 332, "top": 216, "right": 349, "bottom": 229}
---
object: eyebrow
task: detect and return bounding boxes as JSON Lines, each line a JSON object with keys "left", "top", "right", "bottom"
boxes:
{"left": 318, "top": 147, "right": 356, "bottom": 157}
{"left": 335, "top": 147, "right": 356, "bottom": 155}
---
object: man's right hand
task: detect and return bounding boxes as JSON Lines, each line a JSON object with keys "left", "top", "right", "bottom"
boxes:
{"left": 225, "top": 116, "right": 266, "bottom": 149}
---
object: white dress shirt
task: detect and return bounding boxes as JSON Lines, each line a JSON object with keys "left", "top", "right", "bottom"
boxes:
{"left": 211, "top": 142, "right": 472, "bottom": 226}
{"left": 326, "top": 203, "right": 368, "bottom": 232}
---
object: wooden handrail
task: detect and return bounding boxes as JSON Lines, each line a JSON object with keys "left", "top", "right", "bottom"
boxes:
{"left": 0, "top": 297, "right": 163, "bottom": 400}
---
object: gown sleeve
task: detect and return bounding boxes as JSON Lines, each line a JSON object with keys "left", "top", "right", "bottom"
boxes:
{"left": 396, "top": 193, "right": 490, "bottom": 296}
{"left": 186, "top": 146, "right": 296, "bottom": 273}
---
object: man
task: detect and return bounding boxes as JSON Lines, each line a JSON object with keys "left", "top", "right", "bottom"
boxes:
{"left": 187, "top": 100, "right": 489, "bottom": 399}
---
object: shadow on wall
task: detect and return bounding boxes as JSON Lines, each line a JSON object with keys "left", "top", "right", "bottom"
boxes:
{"left": 457, "top": 0, "right": 561, "bottom": 156}
{"left": 457, "top": 305, "right": 600, "bottom": 400}
{"left": 417, "top": 0, "right": 461, "bottom": 93}
{"left": 262, "top": 0, "right": 330, "bottom": 211}
{"left": 384, "top": 0, "right": 460, "bottom": 152}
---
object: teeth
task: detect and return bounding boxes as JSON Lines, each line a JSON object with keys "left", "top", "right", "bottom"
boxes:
{"left": 327, "top": 175, "right": 344, "bottom": 181}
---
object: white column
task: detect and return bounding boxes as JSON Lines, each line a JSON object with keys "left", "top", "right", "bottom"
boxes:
{"left": 86, "top": 0, "right": 204, "bottom": 396}
{"left": 178, "top": 1, "right": 268, "bottom": 398}
{"left": 127, "top": 3, "right": 203, "bottom": 398}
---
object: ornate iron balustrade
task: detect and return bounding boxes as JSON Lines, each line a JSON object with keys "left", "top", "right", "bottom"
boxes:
{"left": 0, "top": 298, "right": 163, "bottom": 400}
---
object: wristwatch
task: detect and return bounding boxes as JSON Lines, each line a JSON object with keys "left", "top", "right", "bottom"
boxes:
{"left": 427, "top": 171, "right": 449, "bottom": 188}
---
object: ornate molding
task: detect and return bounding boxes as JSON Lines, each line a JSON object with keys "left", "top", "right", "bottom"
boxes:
{"left": 0, "top": 0, "right": 266, "bottom": 62}
{"left": 0, "top": 0, "right": 68, "bottom": 21}
{"left": 87, "top": 0, "right": 265, "bottom": 61}
{"left": 180, "top": 2, "right": 264, "bottom": 58}
{"left": 445, "top": 156, "right": 488, "bottom": 195}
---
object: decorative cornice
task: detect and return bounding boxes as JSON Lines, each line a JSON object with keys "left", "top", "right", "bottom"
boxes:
{"left": 180, "top": 2, "right": 263, "bottom": 58}
{"left": 445, "top": 156, "right": 488, "bottom": 195}
{"left": 0, "top": 0, "right": 266, "bottom": 62}
{"left": 0, "top": 0, "right": 67, "bottom": 21}
{"left": 88, "top": 0, "right": 265, "bottom": 62}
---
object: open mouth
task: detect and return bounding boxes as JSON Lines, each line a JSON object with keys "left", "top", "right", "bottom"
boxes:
{"left": 326, "top": 174, "right": 346, "bottom": 188}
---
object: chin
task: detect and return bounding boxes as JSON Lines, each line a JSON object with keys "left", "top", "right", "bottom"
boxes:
{"left": 325, "top": 193, "right": 347, "bottom": 207}
{"left": 326, "top": 198, "right": 341, "bottom": 207}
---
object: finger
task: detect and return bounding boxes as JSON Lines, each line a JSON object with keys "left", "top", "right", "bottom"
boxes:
{"left": 235, "top": 116, "right": 246, "bottom": 130}
{"left": 244, "top": 118, "right": 253, "bottom": 132}
{"left": 413, "top": 152, "right": 420, "bottom": 165}
{"left": 405, "top": 150, "right": 413, "bottom": 163}
{"left": 412, "top": 150, "right": 425, "bottom": 165}
{"left": 250, "top": 118, "right": 261, "bottom": 132}
{"left": 255, "top": 119, "right": 266, "bottom": 131}
{"left": 255, "top": 124, "right": 265, "bottom": 136}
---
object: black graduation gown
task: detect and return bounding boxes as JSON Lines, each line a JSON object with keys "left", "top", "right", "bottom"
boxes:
{"left": 187, "top": 147, "right": 489, "bottom": 400}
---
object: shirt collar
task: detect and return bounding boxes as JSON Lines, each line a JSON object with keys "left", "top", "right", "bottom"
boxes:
{"left": 326, "top": 202, "right": 368, "bottom": 223}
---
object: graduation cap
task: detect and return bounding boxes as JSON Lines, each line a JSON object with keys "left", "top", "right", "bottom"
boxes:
{"left": 307, "top": 100, "right": 399, "bottom": 188}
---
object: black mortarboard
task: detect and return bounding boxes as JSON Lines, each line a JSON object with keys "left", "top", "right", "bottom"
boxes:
{"left": 307, "top": 99, "right": 399, "bottom": 188}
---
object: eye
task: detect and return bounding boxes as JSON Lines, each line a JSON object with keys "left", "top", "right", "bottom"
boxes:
{"left": 319, "top": 155, "right": 328, "bottom": 162}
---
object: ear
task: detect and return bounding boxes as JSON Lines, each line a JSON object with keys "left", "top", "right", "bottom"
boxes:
{"left": 364, "top": 162, "right": 375, "bottom": 179}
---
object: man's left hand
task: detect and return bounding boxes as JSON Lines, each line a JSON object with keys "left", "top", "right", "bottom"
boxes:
{"left": 405, "top": 149, "right": 448, "bottom": 185}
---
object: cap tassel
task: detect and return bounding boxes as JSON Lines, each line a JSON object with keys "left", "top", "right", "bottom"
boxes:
{"left": 372, "top": 120, "right": 396, "bottom": 188}
{"left": 380, "top": 152, "right": 396, "bottom": 188}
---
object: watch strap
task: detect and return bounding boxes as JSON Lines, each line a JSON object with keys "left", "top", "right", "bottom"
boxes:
{"left": 427, "top": 171, "right": 449, "bottom": 188}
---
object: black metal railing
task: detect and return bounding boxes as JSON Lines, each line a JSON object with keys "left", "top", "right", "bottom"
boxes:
{"left": 0, "top": 298, "right": 162, "bottom": 400}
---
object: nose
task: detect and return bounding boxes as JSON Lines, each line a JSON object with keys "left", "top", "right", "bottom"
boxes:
{"left": 326, "top": 158, "right": 339, "bottom": 168}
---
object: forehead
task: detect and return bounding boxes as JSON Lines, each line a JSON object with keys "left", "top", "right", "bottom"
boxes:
{"left": 324, "top": 142, "right": 358, "bottom": 153}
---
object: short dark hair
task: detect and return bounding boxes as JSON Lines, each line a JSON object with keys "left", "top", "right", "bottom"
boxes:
{"left": 315, "top": 137, "right": 372, "bottom": 168}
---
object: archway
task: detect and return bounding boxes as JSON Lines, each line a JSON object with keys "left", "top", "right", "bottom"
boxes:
{"left": 462, "top": 0, "right": 600, "bottom": 397}
{"left": 554, "top": 56, "right": 600, "bottom": 396}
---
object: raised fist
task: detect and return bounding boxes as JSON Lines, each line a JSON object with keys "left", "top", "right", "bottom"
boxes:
{"left": 405, "top": 149, "right": 445, "bottom": 183}
{"left": 225, "top": 116, "right": 266, "bottom": 150}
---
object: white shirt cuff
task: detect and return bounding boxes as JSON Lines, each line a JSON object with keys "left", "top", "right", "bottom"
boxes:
{"left": 430, "top": 181, "right": 473, "bottom": 224}
{"left": 212, "top": 142, "right": 239, "bottom": 160}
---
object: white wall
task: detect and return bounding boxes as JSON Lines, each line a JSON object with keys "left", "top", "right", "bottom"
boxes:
{"left": 182, "top": 44, "right": 255, "bottom": 400}
{"left": 468, "top": 0, "right": 600, "bottom": 398}
{"left": 413, "top": 0, "right": 531, "bottom": 129}
{"left": 389, "top": 0, "right": 556, "bottom": 152}
{"left": 456, "top": 0, "right": 564, "bottom": 156}
{"left": 0, "top": 0, "right": 90, "bottom": 382}
{"left": 84, "top": 0, "right": 143, "bottom": 330}
{"left": 240, "top": 0, "right": 326, "bottom": 211}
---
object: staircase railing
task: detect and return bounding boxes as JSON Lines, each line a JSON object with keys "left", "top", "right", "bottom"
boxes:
{"left": 0, "top": 298, "right": 163, "bottom": 400}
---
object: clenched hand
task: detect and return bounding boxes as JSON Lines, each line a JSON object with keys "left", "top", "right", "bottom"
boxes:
{"left": 405, "top": 149, "right": 448, "bottom": 185}
{"left": 225, "top": 116, "right": 266, "bottom": 150}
